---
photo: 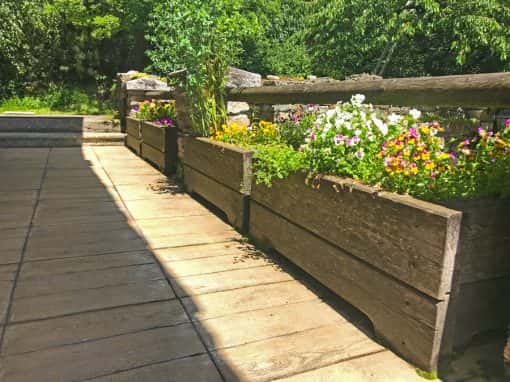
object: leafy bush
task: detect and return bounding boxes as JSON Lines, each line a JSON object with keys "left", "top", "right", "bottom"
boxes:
{"left": 147, "top": 0, "right": 260, "bottom": 136}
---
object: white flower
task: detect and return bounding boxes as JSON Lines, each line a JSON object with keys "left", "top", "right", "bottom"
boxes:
{"left": 388, "top": 113, "right": 402, "bottom": 124}
{"left": 351, "top": 94, "right": 366, "bottom": 105}
{"left": 409, "top": 109, "right": 422, "bottom": 120}
{"left": 327, "top": 109, "right": 336, "bottom": 119}
{"left": 354, "top": 129, "right": 362, "bottom": 136}
{"left": 355, "top": 148, "right": 365, "bottom": 160}
{"left": 372, "top": 115, "right": 388, "bottom": 136}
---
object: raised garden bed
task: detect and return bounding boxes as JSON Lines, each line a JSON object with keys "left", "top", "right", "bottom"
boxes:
{"left": 249, "top": 172, "right": 510, "bottom": 373}
{"left": 182, "top": 136, "right": 253, "bottom": 232}
{"left": 125, "top": 117, "right": 142, "bottom": 154}
{"left": 125, "top": 117, "right": 178, "bottom": 173}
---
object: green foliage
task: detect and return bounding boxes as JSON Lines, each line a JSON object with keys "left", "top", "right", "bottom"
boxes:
{"left": 277, "top": 106, "right": 319, "bottom": 149}
{"left": 305, "top": 0, "right": 510, "bottom": 78}
{"left": 253, "top": 144, "right": 306, "bottom": 187}
{"left": 147, "top": 0, "right": 261, "bottom": 135}
{"left": 0, "top": 0, "right": 154, "bottom": 98}
{"left": 0, "top": 86, "right": 114, "bottom": 115}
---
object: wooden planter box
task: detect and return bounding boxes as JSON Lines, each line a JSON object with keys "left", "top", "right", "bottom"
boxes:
{"left": 140, "top": 121, "right": 178, "bottom": 174}
{"left": 125, "top": 117, "right": 142, "bottom": 154}
{"left": 182, "top": 137, "right": 254, "bottom": 232}
{"left": 249, "top": 172, "right": 510, "bottom": 373}
{"left": 125, "top": 117, "right": 178, "bottom": 174}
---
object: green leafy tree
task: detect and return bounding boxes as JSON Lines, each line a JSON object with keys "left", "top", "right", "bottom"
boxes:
{"left": 305, "top": 0, "right": 510, "bottom": 78}
{"left": 147, "top": 0, "right": 261, "bottom": 135}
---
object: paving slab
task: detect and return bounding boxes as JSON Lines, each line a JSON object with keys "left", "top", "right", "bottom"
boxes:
{"left": 25, "top": 232, "right": 148, "bottom": 260}
{"left": 0, "top": 228, "right": 27, "bottom": 265}
{"left": 19, "top": 251, "right": 154, "bottom": 278}
{"left": 0, "top": 190, "right": 38, "bottom": 203}
{"left": 153, "top": 242, "right": 257, "bottom": 262}
{"left": 114, "top": 183, "right": 186, "bottom": 201}
{"left": 196, "top": 300, "right": 347, "bottom": 351}
{"left": 9, "top": 279, "right": 174, "bottom": 322}
{"left": 14, "top": 263, "right": 165, "bottom": 298}
{"left": 160, "top": 250, "right": 276, "bottom": 278}
{"left": 123, "top": 199, "right": 210, "bottom": 220}
{"left": 38, "top": 185, "right": 119, "bottom": 201}
{"left": 172, "top": 265, "right": 295, "bottom": 297}
{"left": 0, "top": 280, "right": 14, "bottom": 324}
{"left": 0, "top": 324, "right": 205, "bottom": 382}
{"left": 89, "top": 354, "right": 223, "bottom": 382}
{"left": 2, "top": 300, "right": 188, "bottom": 356}
{"left": 273, "top": 351, "right": 426, "bottom": 382}
{"left": 212, "top": 324, "right": 384, "bottom": 382}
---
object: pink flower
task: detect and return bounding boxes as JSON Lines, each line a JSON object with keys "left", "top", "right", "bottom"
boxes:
{"left": 310, "top": 133, "right": 316, "bottom": 141}
{"left": 506, "top": 119, "right": 510, "bottom": 126}
{"left": 431, "top": 172, "right": 438, "bottom": 178}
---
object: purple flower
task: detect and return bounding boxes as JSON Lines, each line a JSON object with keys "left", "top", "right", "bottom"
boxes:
{"left": 310, "top": 133, "right": 316, "bottom": 141}
{"left": 132, "top": 104, "right": 140, "bottom": 112}
{"left": 506, "top": 119, "right": 510, "bottom": 126}
{"left": 334, "top": 134, "right": 345, "bottom": 145}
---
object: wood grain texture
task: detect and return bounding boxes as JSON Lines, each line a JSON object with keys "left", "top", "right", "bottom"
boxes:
{"left": 252, "top": 173, "right": 461, "bottom": 300}
{"left": 126, "top": 117, "right": 141, "bottom": 138}
{"left": 125, "top": 135, "right": 141, "bottom": 155}
{"left": 183, "top": 165, "right": 248, "bottom": 232}
{"left": 249, "top": 201, "right": 447, "bottom": 372}
{"left": 228, "top": 72, "right": 510, "bottom": 107}
{"left": 182, "top": 137, "right": 254, "bottom": 194}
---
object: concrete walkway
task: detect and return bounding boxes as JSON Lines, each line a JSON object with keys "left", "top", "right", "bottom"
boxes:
{"left": 0, "top": 146, "right": 427, "bottom": 381}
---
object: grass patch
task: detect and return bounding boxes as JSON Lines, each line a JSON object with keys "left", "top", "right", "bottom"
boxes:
{"left": 416, "top": 368, "right": 438, "bottom": 380}
{"left": 0, "top": 86, "right": 114, "bottom": 116}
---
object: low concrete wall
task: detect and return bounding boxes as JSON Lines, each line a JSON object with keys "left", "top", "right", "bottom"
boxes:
{"left": 0, "top": 115, "right": 84, "bottom": 132}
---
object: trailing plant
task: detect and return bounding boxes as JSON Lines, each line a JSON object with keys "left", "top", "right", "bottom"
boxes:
{"left": 253, "top": 144, "right": 306, "bottom": 187}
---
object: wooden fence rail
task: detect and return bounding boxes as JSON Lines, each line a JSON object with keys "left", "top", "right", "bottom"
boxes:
{"left": 227, "top": 72, "right": 510, "bottom": 108}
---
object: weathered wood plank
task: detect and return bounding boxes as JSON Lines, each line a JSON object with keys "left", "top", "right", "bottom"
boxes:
{"left": 141, "top": 143, "right": 166, "bottom": 171}
{"left": 184, "top": 165, "right": 249, "bottom": 232}
{"left": 252, "top": 173, "right": 461, "bottom": 300}
{"left": 228, "top": 72, "right": 510, "bottom": 107}
{"left": 182, "top": 137, "right": 254, "bottom": 194}
{"left": 249, "top": 201, "right": 447, "bottom": 372}
{"left": 125, "top": 134, "right": 141, "bottom": 155}
{"left": 126, "top": 117, "right": 141, "bottom": 138}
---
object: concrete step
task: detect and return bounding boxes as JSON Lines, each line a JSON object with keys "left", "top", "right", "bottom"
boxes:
{"left": 0, "top": 115, "right": 121, "bottom": 133}
{"left": 0, "top": 132, "right": 125, "bottom": 147}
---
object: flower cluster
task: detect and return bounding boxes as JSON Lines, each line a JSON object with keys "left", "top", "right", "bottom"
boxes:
{"left": 214, "top": 120, "right": 278, "bottom": 146}
{"left": 379, "top": 122, "right": 451, "bottom": 177}
{"left": 132, "top": 100, "right": 176, "bottom": 124}
{"left": 301, "top": 95, "right": 418, "bottom": 179}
